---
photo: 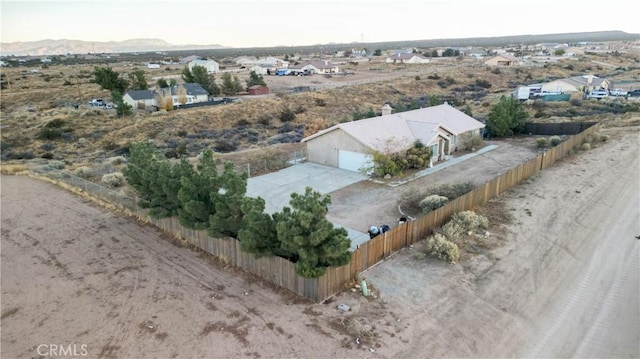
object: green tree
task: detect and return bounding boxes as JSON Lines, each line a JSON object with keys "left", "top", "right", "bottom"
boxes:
{"left": 554, "top": 49, "right": 566, "bottom": 56}
{"left": 373, "top": 49, "right": 382, "bottom": 56}
{"left": 486, "top": 96, "right": 529, "bottom": 137}
{"left": 245, "top": 70, "right": 267, "bottom": 90}
{"left": 182, "top": 65, "right": 220, "bottom": 96}
{"left": 128, "top": 69, "right": 148, "bottom": 90}
{"left": 123, "top": 143, "right": 192, "bottom": 218}
{"left": 429, "top": 94, "right": 441, "bottom": 107}
{"left": 93, "top": 66, "right": 128, "bottom": 93}
{"left": 209, "top": 162, "right": 248, "bottom": 238}
{"left": 220, "top": 72, "right": 243, "bottom": 95}
{"left": 463, "top": 104, "right": 473, "bottom": 117}
{"left": 177, "top": 149, "right": 220, "bottom": 229}
{"left": 111, "top": 91, "right": 133, "bottom": 117}
{"left": 156, "top": 78, "right": 169, "bottom": 88}
{"left": 238, "top": 197, "right": 283, "bottom": 257}
{"left": 276, "top": 187, "right": 351, "bottom": 278}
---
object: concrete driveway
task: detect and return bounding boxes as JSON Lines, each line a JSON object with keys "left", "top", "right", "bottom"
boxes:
{"left": 246, "top": 162, "right": 368, "bottom": 249}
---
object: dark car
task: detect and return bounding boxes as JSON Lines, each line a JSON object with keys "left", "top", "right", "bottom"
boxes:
{"left": 628, "top": 89, "right": 640, "bottom": 98}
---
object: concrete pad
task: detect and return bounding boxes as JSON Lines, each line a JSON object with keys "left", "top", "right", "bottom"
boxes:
{"left": 247, "top": 162, "right": 367, "bottom": 214}
{"left": 247, "top": 162, "right": 368, "bottom": 248}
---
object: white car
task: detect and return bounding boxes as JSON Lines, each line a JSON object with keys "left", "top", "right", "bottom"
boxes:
{"left": 609, "top": 89, "right": 628, "bottom": 97}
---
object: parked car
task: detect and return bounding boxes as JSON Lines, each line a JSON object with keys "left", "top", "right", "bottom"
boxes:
{"left": 627, "top": 89, "right": 640, "bottom": 98}
{"left": 587, "top": 90, "right": 608, "bottom": 99}
{"left": 609, "top": 89, "right": 628, "bottom": 97}
{"left": 89, "top": 98, "right": 105, "bottom": 107}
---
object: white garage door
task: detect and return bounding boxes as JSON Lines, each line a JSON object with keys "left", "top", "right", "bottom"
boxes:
{"left": 338, "top": 150, "right": 372, "bottom": 173}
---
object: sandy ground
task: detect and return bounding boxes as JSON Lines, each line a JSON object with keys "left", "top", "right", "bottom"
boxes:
{"left": 327, "top": 136, "right": 542, "bottom": 232}
{"left": 1, "top": 127, "right": 639, "bottom": 359}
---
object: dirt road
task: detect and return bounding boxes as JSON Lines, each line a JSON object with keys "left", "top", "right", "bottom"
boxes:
{"left": 363, "top": 126, "right": 640, "bottom": 358}
{"left": 1, "top": 127, "right": 638, "bottom": 359}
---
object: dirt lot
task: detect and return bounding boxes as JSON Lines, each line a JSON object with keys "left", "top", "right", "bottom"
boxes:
{"left": 327, "top": 136, "right": 543, "bottom": 233}
{"left": 1, "top": 126, "right": 638, "bottom": 358}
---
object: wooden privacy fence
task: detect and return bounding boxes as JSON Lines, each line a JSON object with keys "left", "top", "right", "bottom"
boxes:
{"left": 33, "top": 123, "right": 600, "bottom": 303}
{"left": 316, "top": 123, "right": 601, "bottom": 300}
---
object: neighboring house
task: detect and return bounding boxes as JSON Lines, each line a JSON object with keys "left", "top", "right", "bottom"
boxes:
{"left": 385, "top": 53, "right": 430, "bottom": 64}
{"left": 147, "top": 63, "right": 160, "bottom": 69}
{"left": 157, "top": 83, "right": 210, "bottom": 106}
{"left": 539, "top": 75, "right": 611, "bottom": 93}
{"left": 248, "top": 85, "right": 269, "bottom": 95}
{"left": 301, "top": 104, "right": 485, "bottom": 173}
{"left": 123, "top": 90, "right": 156, "bottom": 110}
{"left": 249, "top": 65, "right": 274, "bottom": 75}
{"left": 484, "top": 53, "right": 520, "bottom": 66}
{"left": 189, "top": 59, "right": 219, "bottom": 73}
{"left": 290, "top": 60, "right": 339, "bottom": 74}
{"left": 237, "top": 56, "right": 289, "bottom": 69}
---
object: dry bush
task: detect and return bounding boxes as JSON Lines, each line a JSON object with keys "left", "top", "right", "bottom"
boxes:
{"left": 0, "top": 164, "right": 29, "bottom": 174}
{"left": 443, "top": 210, "right": 489, "bottom": 240}
{"left": 426, "top": 233, "right": 460, "bottom": 264}
{"left": 101, "top": 172, "right": 124, "bottom": 188}
{"left": 340, "top": 316, "right": 376, "bottom": 339}
{"left": 419, "top": 194, "right": 448, "bottom": 213}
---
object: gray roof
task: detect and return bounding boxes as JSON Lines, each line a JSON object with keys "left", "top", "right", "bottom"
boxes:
{"left": 302, "top": 104, "right": 485, "bottom": 152}
{"left": 126, "top": 90, "right": 155, "bottom": 100}
{"left": 159, "top": 83, "right": 209, "bottom": 96}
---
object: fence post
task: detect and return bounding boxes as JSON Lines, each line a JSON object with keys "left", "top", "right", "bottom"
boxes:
{"left": 247, "top": 163, "right": 250, "bottom": 178}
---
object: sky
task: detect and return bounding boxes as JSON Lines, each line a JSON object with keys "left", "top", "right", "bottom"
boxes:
{"left": 1, "top": 0, "right": 639, "bottom": 48}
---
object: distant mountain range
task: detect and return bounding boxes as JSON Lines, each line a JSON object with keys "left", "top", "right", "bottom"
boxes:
{"left": 0, "top": 38, "right": 229, "bottom": 56}
{"left": 1, "top": 31, "right": 638, "bottom": 57}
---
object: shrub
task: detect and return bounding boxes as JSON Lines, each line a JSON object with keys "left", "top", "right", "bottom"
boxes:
{"left": 426, "top": 233, "right": 460, "bottom": 264}
{"left": 549, "top": 135, "right": 562, "bottom": 146}
{"left": 101, "top": 172, "right": 124, "bottom": 188}
{"left": 442, "top": 211, "right": 488, "bottom": 242}
{"left": 47, "top": 160, "right": 65, "bottom": 170}
{"left": 419, "top": 195, "right": 448, "bottom": 213}
{"left": 40, "top": 142, "right": 56, "bottom": 151}
{"left": 535, "top": 137, "right": 548, "bottom": 148}
{"left": 279, "top": 106, "right": 296, "bottom": 122}
{"left": 580, "top": 143, "right": 591, "bottom": 151}
{"left": 371, "top": 151, "right": 400, "bottom": 177}
{"left": 457, "top": 133, "right": 483, "bottom": 151}
{"left": 314, "top": 98, "right": 326, "bottom": 107}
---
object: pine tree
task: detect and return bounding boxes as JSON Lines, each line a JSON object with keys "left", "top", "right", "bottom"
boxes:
{"left": 177, "top": 149, "right": 219, "bottom": 229}
{"left": 123, "top": 143, "right": 189, "bottom": 218}
{"left": 245, "top": 70, "right": 267, "bottom": 90}
{"left": 238, "top": 197, "right": 281, "bottom": 257}
{"left": 275, "top": 187, "right": 351, "bottom": 278}
{"left": 209, "top": 162, "right": 248, "bottom": 238}
{"left": 486, "top": 96, "right": 529, "bottom": 137}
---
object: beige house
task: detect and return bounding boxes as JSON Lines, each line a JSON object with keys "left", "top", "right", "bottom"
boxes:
{"left": 385, "top": 53, "right": 430, "bottom": 64}
{"left": 301, "top": 104, "right": 485, "bottom": 172}
{"left": 123, "top": 90, "right": 156, "bottom": 110}
{"left": 484, "top": 53, "right": 520, "bottom": 66}
{"left": 289, "top": 60, "right": 339, "bottom": 74}
{"left": 540, "top": 75, "right": 611, "bottom": 93}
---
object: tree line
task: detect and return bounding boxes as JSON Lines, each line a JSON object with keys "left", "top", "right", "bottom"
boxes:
{"left": 122, "top": 143, "right": 351, "bottom": 278}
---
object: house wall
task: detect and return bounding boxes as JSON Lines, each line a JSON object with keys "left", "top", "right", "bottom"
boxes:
{"left": 305, "top": 129, "right": 370, "bottom": 167}
{"left": 193, "top": 94, "right": 208, "bottom": 103}
{"left": 541, "top": 80, "right": 579, "bottom": 93}
{"left": 123, "top": 94, "right": 156, "bottom": 110}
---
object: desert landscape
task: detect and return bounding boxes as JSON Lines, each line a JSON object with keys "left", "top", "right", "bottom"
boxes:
{"left": 1, "top": 123, "right": 638, "bottom": 358}
{"left": 2, "top": 34, "right": 640, "bottom": 359}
